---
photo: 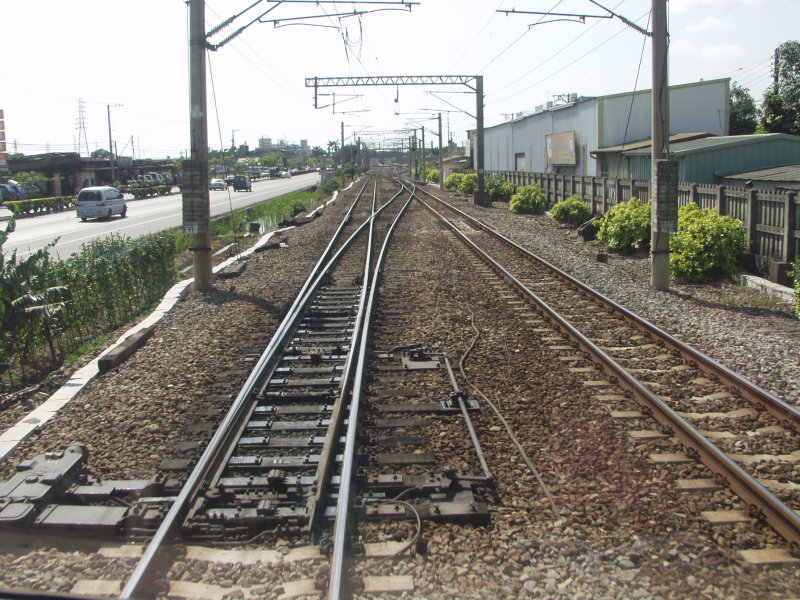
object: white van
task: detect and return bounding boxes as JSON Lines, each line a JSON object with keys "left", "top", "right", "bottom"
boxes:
{"left": 75, "top": 186, "right": 127, "bottom": 221}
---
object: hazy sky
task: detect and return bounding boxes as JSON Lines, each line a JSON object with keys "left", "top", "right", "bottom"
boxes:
{"left": 2, "top": 0, "right": 796, "bottom": 159}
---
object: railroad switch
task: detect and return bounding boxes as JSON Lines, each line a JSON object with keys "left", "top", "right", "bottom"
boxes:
{"left": 0, "top": 443, "right": 160, "bottom": 534}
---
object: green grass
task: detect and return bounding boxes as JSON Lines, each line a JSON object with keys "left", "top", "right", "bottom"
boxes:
{"left": 212, "top": 189, "right": 324, "bottom": 236}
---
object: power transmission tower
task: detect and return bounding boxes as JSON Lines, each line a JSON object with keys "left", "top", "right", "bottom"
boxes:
{"left": 75, "top": 98, "right": 89, "bottom": 157}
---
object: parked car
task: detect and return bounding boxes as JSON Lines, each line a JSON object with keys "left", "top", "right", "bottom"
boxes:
{"left": 281, "top": 170, "right": 291, "bottom": 179}
{"left": 209, "top": 178, "right": 227, "bottom": 191}
{"left": 75, "top": 186, "right": 127, "bottom": 221}
{"left": 0, "top": 184, "right": 15, "bottom": 203}
{"left": 233, "top": 175, "right": 252, "bottom": 191}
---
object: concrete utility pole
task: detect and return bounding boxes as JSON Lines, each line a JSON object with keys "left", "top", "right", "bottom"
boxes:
{"left": 474, "top": 75, "right": 490, "bottom": 206}
{"left": 438, "top": 112, "right": 443, "bottom": 188}
{"left": 649, "top": 0, "right": 676, "bottom": 291}
{"left": 340, "top": 121, "right": 346, "bottom": 190}
{"left": 421, "top": 127, "right": 426, "bottom": 182}
{"left": 185, "top": 0, "right": 213, "bottom": 290}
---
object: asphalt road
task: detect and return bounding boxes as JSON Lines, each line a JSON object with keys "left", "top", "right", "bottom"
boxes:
{"left": 4, "top": 173, "right": 320, "bottom": 260}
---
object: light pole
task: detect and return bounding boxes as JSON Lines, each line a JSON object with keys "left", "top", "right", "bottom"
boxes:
{"left": 107, "top": 103, "right": 123, "bottom": 185}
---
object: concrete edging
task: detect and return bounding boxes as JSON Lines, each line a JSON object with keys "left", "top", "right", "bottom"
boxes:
{"left": 0, "top": 187, "right": 339, "bottom": 465}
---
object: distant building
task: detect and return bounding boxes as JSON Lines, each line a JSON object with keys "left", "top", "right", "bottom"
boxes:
{"left": 258, "top": 136, "right": 310, "bottom": 158}
{"left": 469, "top": 78, "right": 730, "bottom": 177}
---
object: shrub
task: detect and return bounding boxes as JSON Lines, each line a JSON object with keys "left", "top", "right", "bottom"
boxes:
{"left": 790, "top": 256, "right": 800, "bottom": 319}
{"left": 551, "top": 195, "right": 592, "bottom": 226}
{"left": 597, "top": 197, "right": 651, "bottom": 252}
{"left": 458, "top": 173, "right": 478, "bottom": 195}
{"left": 427, "top": 167, "right": 439, "bottom": 183}
{"left": 509, "top": 184, "right": 547, "bottom": 214}
{"left": 444, "top": 173, "right": 463, "bottom": 190}
{"left": 669, "top": 202, "right": 748, "bottom": 282}
{"left": 485, "top": 175, "right": 514, "bottom": 202}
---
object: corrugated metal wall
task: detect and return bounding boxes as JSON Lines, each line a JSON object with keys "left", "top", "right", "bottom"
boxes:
{"left": 478, "top": 79, "right": 729, "bottom": 178}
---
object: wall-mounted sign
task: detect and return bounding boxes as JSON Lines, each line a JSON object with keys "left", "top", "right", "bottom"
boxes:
{"left": 545, "top": 131, "right": 576, "bottom": 166}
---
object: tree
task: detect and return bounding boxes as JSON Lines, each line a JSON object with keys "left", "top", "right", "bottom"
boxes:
{"left": 729, "top": 82, "right": 758, "bottom": 135}
{"left": 311, "top": 146, "right": 325, "bottom": 158}
{"left": 760, "top": 40, "right": 800, "bottom": 135}
{"left": 91, "top": 148, "right": 111, "bottom": 160}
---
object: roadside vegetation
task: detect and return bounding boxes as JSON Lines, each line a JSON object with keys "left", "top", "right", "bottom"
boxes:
{"left": 550, "top": 195, "right": 592, "bottom": 226}
{"left": 0, "top": 183, "right": 337, "bottom": 393}
{"left": 509, "top": 183, "right": 547, "bottom": 214}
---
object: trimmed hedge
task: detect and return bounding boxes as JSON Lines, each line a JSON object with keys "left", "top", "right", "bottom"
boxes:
{"left": 551, "top": 195, "right": 592, "bottom": 226}
{"left": 130, "top": 185, "right": 172, "bottom": 199}
{"left": 597, "top": 197, "right": 651, "bottom": 252}
{"left": 669, "top": 202, "right": 748, "bottom": 282}
{"left": 509, "top": 184, "right": 547, "bottom": 214}
{"left": 5, "top": 196, "right": 76, "bottom": 215}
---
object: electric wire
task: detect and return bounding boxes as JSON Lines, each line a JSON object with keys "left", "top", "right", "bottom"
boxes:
{"left": 491, "top": 9, "right": 651, "bottom": 106}
{"left": 489, "top": 0, "right": 628, "bottom": 98}
{"left": 206, "top": 49, "right": 243, "bottom": 254}
{"left": 619, "top": 11, "right": 652, "bottom": 154}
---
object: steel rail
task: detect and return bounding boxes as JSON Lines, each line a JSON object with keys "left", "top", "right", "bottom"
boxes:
{"left": 414, "top": 193, "right": 800, "bottom": 551}
{"left": 120, "top": 177, "right": 376, "bottom": 600}
{"left": 328, "top": 185, "right": 414, "bottom": 600}
{"left": 308, "top": 182, "right": 408, "bottom": 531}
{"left": 414, "top": 185, "right": 800, "bottom": 434}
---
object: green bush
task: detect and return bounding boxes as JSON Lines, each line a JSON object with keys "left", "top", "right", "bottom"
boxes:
{"left": 444, "top": 173, "right": 463, "bottom": 190}
{"left": 427, "top": 167, "right": 439, "bottom": 183}
{"left": 597, "top": 197, "right": 651, "bottom": 252}
{"left": 5, "top": 196, "right": 76, "bottom": 215}
{"left": 458, "top": 173, "right": 478, "bottom": 195}
{"left": 669, "top": 202, "right": 748, "bottom": 282}
{"left": 551, "top": 195, "right": 592, "bottom": 226}
{"left": 509, "top": 184, "right": 547, "bottom": 214}
{"left": 790, "top": 256, "right": 800, "bottom": 319}
{"left": 485, "top": 175, "right": 514, "bottom": 202}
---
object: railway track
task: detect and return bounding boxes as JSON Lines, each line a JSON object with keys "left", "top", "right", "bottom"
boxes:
{"left": 1, "top": 171, "right": 798, "bottom": 599}
{"left": 412, "top": 182, "right": 800, "bottom": 561}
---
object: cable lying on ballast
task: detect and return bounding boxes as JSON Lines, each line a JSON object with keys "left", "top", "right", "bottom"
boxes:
{"left": 456, "top": 300, "right": 561, "bottom": 522}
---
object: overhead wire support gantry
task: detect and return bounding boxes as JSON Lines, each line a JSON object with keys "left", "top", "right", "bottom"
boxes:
{"left": 498, "top": 0, "right": 651, "bottom": 37}
{"left": 305, "top": 74, "right": 491, "bottom": 205}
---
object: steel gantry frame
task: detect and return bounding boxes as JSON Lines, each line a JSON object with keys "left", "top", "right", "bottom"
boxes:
{"left": 305, "top": 75, "right": 489, "bottom": 204}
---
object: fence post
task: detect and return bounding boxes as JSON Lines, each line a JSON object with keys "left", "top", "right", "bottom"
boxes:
{"left": 689, "top": 183, "right": 696, "bottom": 207}
{"left": 784, "top": 190, "right": 796, "bottom": 263}
{"left": 716, "top": 186, "right": 724, "bottom": 214}
{"left": 747, "top": 188, "right": 758, "bottom": 253}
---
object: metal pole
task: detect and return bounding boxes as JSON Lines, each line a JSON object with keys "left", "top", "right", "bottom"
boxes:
{"left": 421, "top": 127, "right": 426, "bottom": 183}
{"left": 438, "top": 112, "right": 444, "bottom": 188}
{"left": 340, "top": 121, "right": 345, "bottom": 190}
{"left": 475, "top": 75, "right": 489, "bottom": 206}
{"left": 107, "top": 105, "right": 115, "bottom": 185}
{"left": 650, "top": 0, "right": 672, "bottom": 290}
{"left": 189, "top": 0, "right": 212, "bottom": 290}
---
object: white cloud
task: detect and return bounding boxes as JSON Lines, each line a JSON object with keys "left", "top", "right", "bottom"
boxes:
{"left": 686, "top": 16, "right": 734, "bottom": 34}
{"left": 699, "top": 43, "right": 745, "bottom": 62}
{"left": 670, "top": 0, "right": 776, "bottom": 14}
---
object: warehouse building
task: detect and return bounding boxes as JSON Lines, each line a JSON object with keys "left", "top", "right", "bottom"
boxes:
{"left": 471, "top": 78, "right": 730, "bottom": 177}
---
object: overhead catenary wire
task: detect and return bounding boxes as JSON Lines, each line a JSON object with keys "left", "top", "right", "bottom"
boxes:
{"left": 206, "top": 49, "right": 243, "bottom": 253}
{"left": 491, "top": 9, "right": 651, "bottom": 106}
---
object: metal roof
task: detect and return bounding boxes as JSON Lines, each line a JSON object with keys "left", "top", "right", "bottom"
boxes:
{"left": 622, "top": 133, "right": 800, "bottom": 156}
{"left": 723, "top": 163, "right": 800, "bottom": 183}
{"left": 594, "top": 132, "right": 713, "bottom": 154}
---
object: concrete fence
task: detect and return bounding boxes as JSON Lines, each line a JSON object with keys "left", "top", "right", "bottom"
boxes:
{"left": 483, "top": 170, "right": 799, "bottom": 269}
